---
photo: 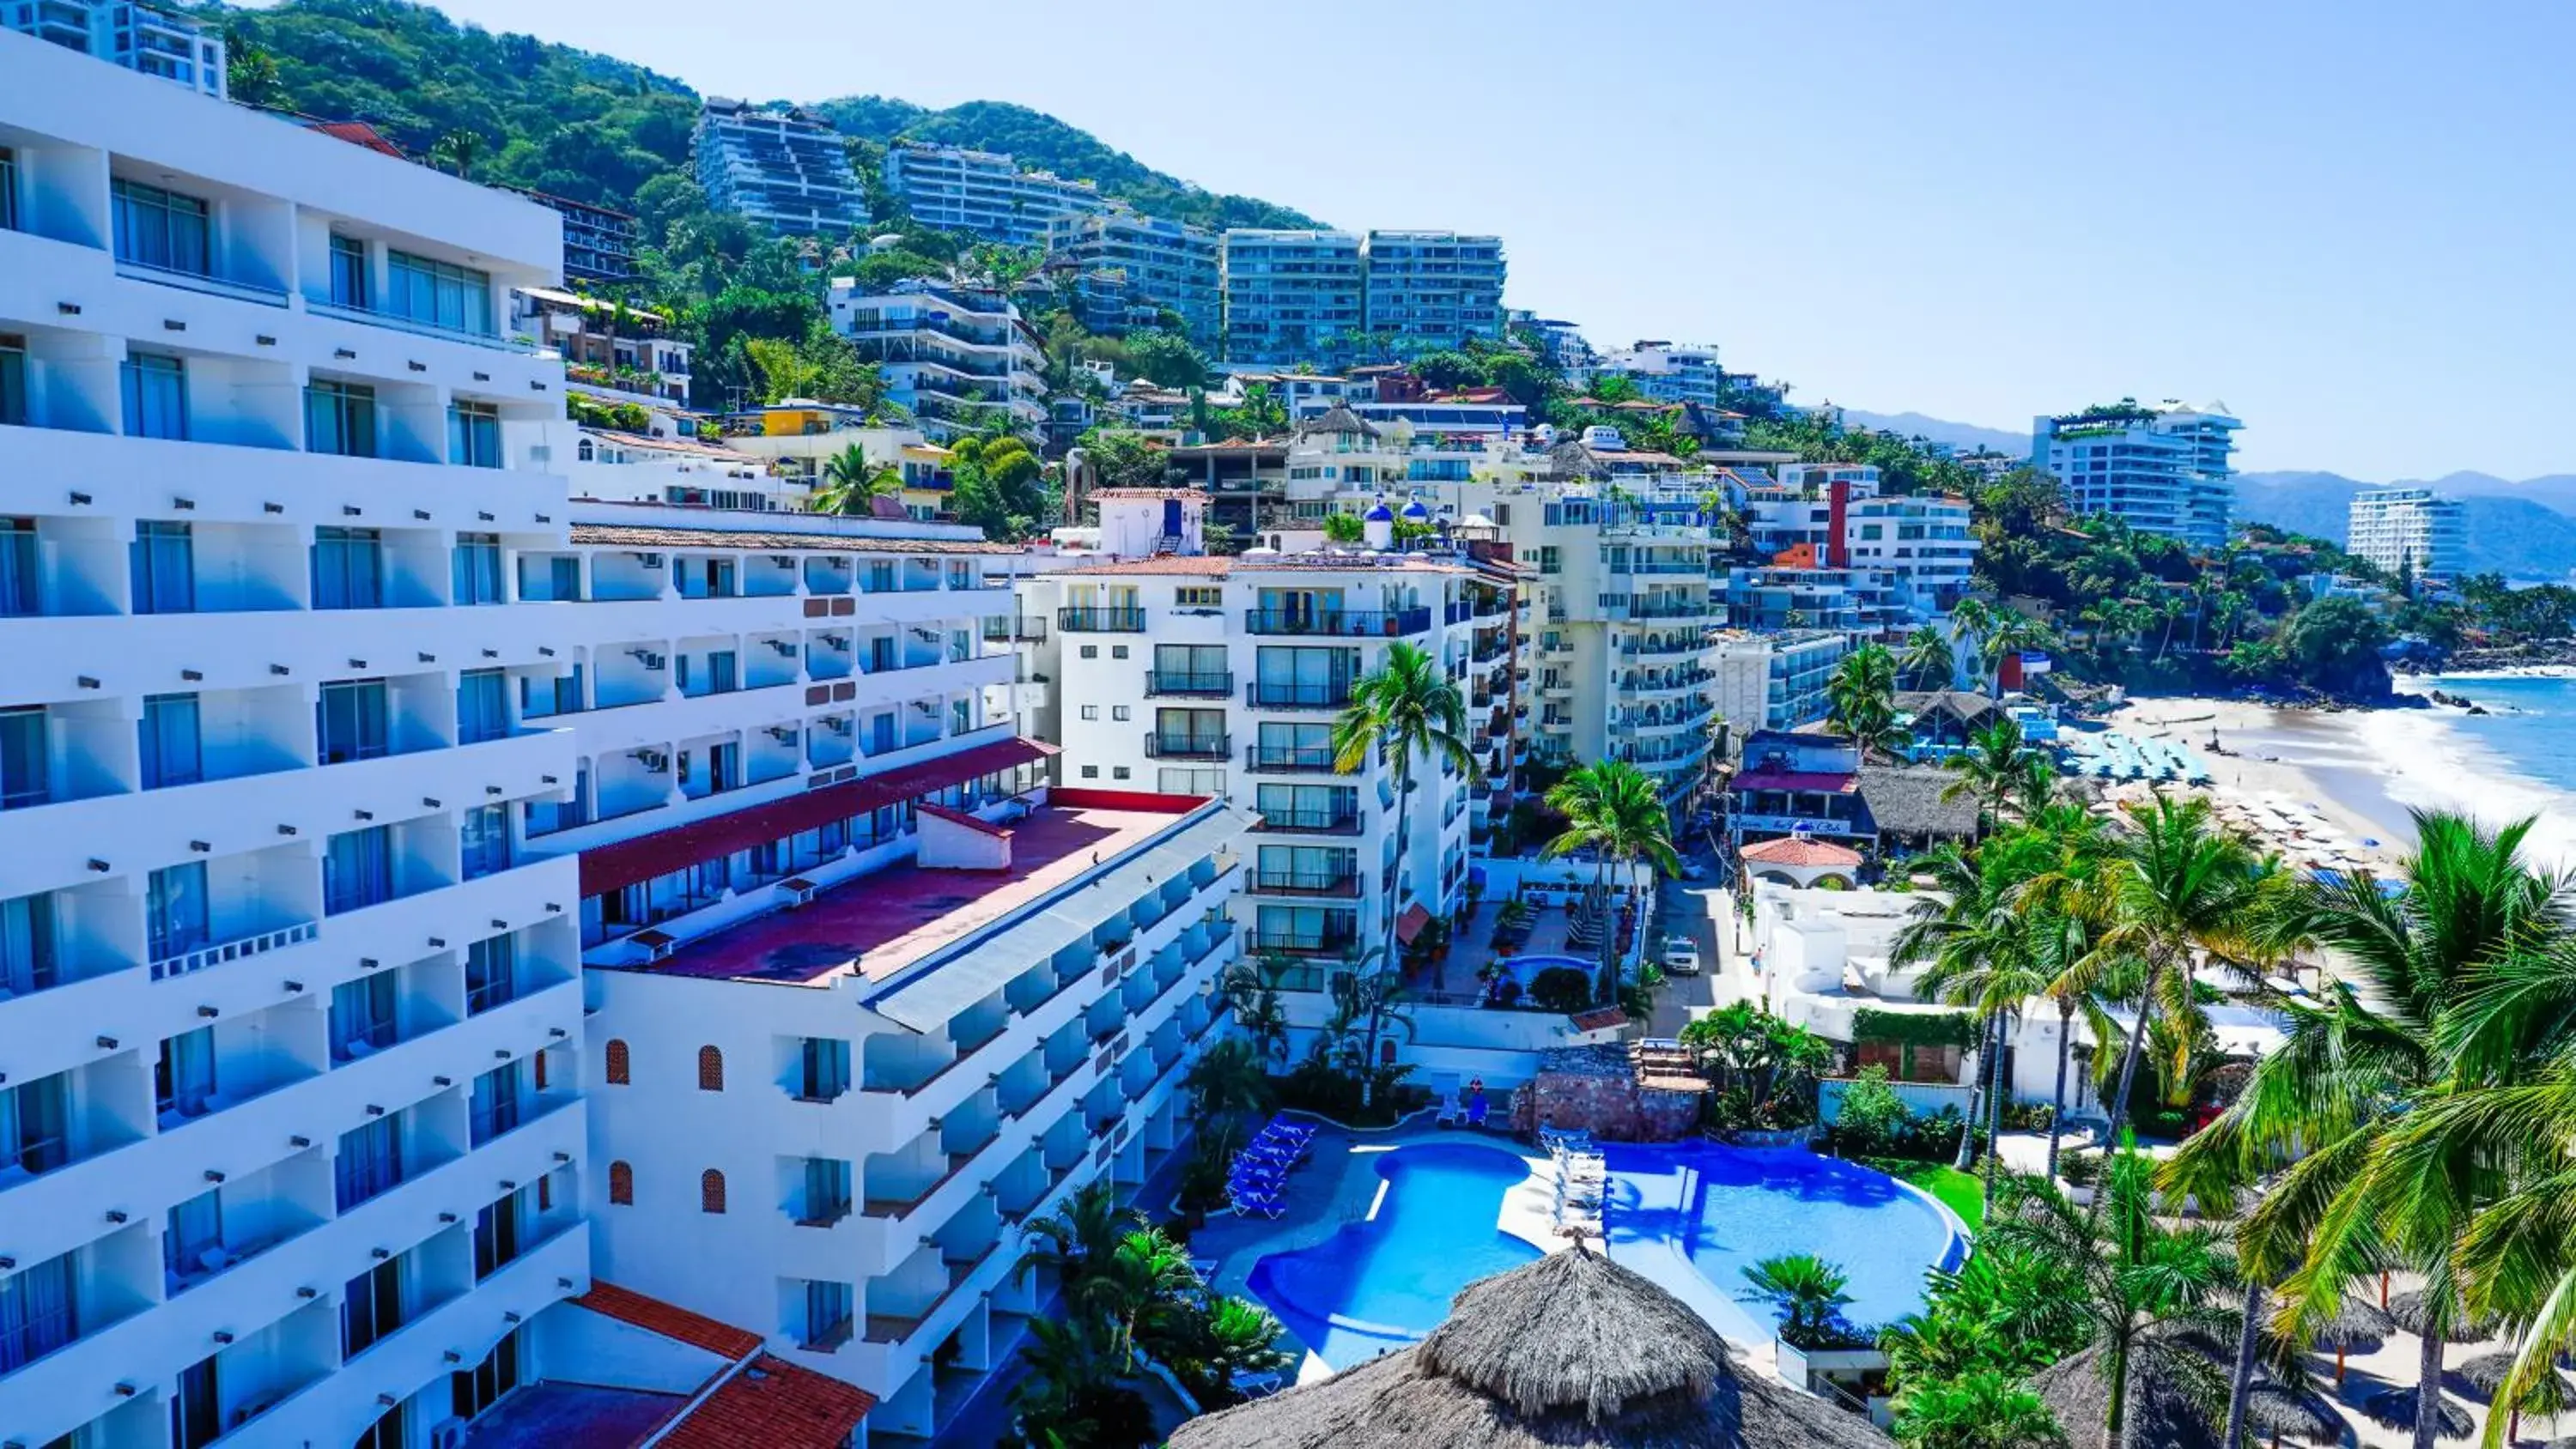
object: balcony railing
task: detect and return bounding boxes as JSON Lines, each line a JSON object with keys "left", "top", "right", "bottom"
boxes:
{"left": 305, "top": 295, "right": 521, "bottom": 349}
{"left": 1245, "top": 682, "right": 1353, "bottom": 711}
{"left": 1145, "top": 670, "right": 1234, "bottom": 697}
{"left": 149, "top": 919, "right": 319, "bottom": 983}
{"left": 1253, "top": 809, "right": 1362, "bottom": 836}
{"left": 1246, "top": 931, "right": 1362, "bottom": 959}
{"left": 1057, "top": 606, "right": 1145, "bottom": 633}
{"left": 1251, "top": 870, "right": 1361, "bottom": 898}
{"left": 1142, "top": 732, "right": 1230, "bottom": 760}
{"left": 981, "top": 617, "right": 1048, "bottom": 642}
{"left": 1244, "top": 745, "right": 1346, "bottom": 773}
{"left": 1242, "top": 607, "right": 1431, "bottom": 637}
{"left": 118, "top": 258, "right": 289, "bottom": 306}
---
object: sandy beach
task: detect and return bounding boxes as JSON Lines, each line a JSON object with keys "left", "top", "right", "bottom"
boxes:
{"left": 2110, "top": 692, "right": 2576, "bottom": 875}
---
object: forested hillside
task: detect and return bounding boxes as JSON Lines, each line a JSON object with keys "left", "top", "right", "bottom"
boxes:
{"left": 200, "top": 0, "right": 1320, "bottom": 229}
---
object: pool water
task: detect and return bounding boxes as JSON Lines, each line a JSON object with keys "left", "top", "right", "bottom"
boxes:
{"left": 1247, "top": 1140, "right": 1542, "bottom": 1368}
{"left": 1600, "top": 1142, "right": 1965, "bottom": 1342}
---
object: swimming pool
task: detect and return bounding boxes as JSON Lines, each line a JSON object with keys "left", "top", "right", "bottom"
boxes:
{"left": 1246, "top": 1140, "right": 1543, "bottom": 1369}
{"left": 1600, "top": 1142, "right": 1966, "bottom": 1343}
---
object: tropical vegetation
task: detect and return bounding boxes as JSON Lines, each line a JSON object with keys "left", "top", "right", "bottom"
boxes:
{"left": 1541, "top": 761, "right": 1680, "bottom": 1005}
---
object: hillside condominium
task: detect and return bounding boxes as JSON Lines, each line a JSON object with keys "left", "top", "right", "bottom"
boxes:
{"left": 2032, "top": 399, "right": 2242, "bottom": 551}
{"left": 2347, "top": 486, "right": 2467, "bottom": 584}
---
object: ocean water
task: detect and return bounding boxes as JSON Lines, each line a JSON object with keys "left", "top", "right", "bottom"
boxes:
{"left": 2421, "top": 674, "right": 2576, "bottom": 792}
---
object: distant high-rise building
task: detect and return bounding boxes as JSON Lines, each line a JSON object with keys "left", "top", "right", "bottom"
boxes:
{"left": 511, "top": 188, "right": 641, "bottom": 287}
{"left": 1594, "top": 341, "right": 1727, "bottom": 408}
{"left": 3, "top": 0, "right": 223, "bottom": 95}
{"left": 1359, "top": 229, "right": 1505, "bottom": 352}
{"left": 2348, "top": 486, "right": 2468, "bottom": 583}
{"left": 884, "top": 142, "right": 1109, "bottom": 246}
{"left": 1043, "top": 208, "right": 1219, "bottom": 346}
{"left": 692, "top": 98, "right": 866, "bottom": 237}
{"left": 1219, "top": 229, "right": 1364, "bottom": 367}
{"left": 2032, "top": 400, "right": 2242, "bottom": 551}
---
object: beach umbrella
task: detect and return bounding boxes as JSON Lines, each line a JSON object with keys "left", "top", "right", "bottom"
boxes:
{"left": 2391, "top": 1288, "right": 2501, "bottom": 1343}
{"left": 2453, "top": 1349, "right": 2573, "bottom": 1441}
{"left": 2242, "top": 1380, "right": 2343, "bottom": 1447}
{"left": 2309, "top": 1296, "right": 2394, "bottom": 1385}
{"left": 1164, "top": 1243, "right": 1894, "bottom": 1448}
{"left": 2360, "top": 1385, "right": 2474, "bottom": 1441}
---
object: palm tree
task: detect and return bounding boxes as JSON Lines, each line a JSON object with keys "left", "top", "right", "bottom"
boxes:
{"left": 1008, "top": 1315, "right": 1127, "bottom": 1434}
{"left": 1902, "top": 625, "right": 1957, "bottom": 691}
{"left": 1321, "top": 944, "right": 1415, "bottom": 1107}
{"left": 1182, "top": 1037, "right": 1272, "bottom": 1123}
{"left": 2178, "top": 813, "right": 2563, "bottom": 1449}
{"left": 1140, "top": 1294, "right": 1293, "bottom": 1409}
{"left": 1321, "top": 512, "right": 1365, "bottom": 544}
{"left": 1899, "top": 834, "right": 2063, "bottom": 1203}
{"left": 1018, "top": 1179, "right": 1147, "bottom": 1294}
{"left": 812, "top": 443, "right": 903, "bottom": 515}
{"left": 1942, "top": 717, "right": 2057, "bottom": 830}
{"left": 2088, "top": 795, "right": 2273, "bottom": 1155}
{"left": 1078, "top": 1228, "right": 1200, "bottom": 1370}
{"left": 431, "top": 128, "right": 482, "bottom": 179}
{"left": 1988, "top": 1158, "right": 2235, "bottom": 1449}
{"left": 1331, "top": 640, "right": 1475, "bottom": 1009}
{"left": 1544, "top": 761, "right": 1680, "bottom": 1006}
{"left": 1889, "top": 1369, "right": 2069, "bottom": 1449}
{"left": 1826, "top": 642, "right": 1911, "bottom": 759}
{"left": 1220, "top": 952, "right": 1295, "bottom": 1065}
{"left": 1739, "top": 1253, "right": 1856, "bottom": 1348}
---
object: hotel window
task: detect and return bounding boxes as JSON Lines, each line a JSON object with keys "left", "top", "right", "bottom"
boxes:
{"left": 452, "top": 1330, "right": 524, "bottom": 1422}
{"left": 387, "top": 250, "right": 493, "bottom": 336}
{"left": 457, "top": 669, "right": 508, "bottom": 744}
{"left": 448, "top": 400, "right": 502, "bottom": 468}
{"left": 0, "top": 1251, "right": 78, "bottom": 1373}
{"left": 465, "top": 935, "right": 518, "bottom": 1016}
{"left": 120, "top": 352, "right": 187, "bottom": 440}
{"left": 701, "top": 1168, "right": 727, "bottom": 1214}
{"left": 697, "top": 1046, "right": 725, "bottom": 1091}
{"left": 304, "top": 379, "right": 379, "bottom": 458}
{"left": 469, "top": 1059, "right": 524, "bottom": 1146}
{"left": 461, "top": 803, "right": 513, "bottom": 880}
{"left": 145, "top": 862, "right": 210, "bottom": 962}
{"left": 0, "top": 518, "right": 29, "bottom": 617}
{"left": 0, "top": 706, "right": 46, "bottom": 810}
{"left": 608, "top": 1161, "right": 634, "bottom": 1204}
{"left": 163, "top": 1188, "right": 222, "bottom": 1291}
{"left": 132, "top": 520, "right": 195, "bottom": 615}
{"left": 0, "top": 340, "right": 22, "bottom": 427}
{"left": 173, "top": 1355, "right": 220, "bottom": 1449}
{"left": 0, "top": 891, "right": 60, "bottom": 997}
{"left": 111, "top": 178, "right": 211, "bottom": 276}
{"left": 155, "top": 1026, "right": 217, "bottom": 1120}
{"left": 342, "top": 1256, "right": 404, "bottom": 1357}
{"left": 316, "top": 679, "right": 389, "bottom": 764}
{"left": 140, "top": 693, "right": 202, "bottom": 789}
{"left": 337, "top": 1113, "right": 404, "bottom": 1210}
{"left": 453, "top": 532, "right": 505, "bottom": 604}
{"left": 328, "top": 233, "right": 368, "bottom": 309}
{"left": 604, "top": 1040, "right": 630, "bottom": 1085}
{"left": 0, "top": 147, "right": 15, "bottom": 233}
{"left": 325, "top": 826, "right": 394, "bottom": 914}
{"left": 311, "top": 527, "right": 384, "bottom": 609}
{"left": 2, "top": 1071, "right": 69, "bottom": 1175}
{"left": 331, "top": 971, "right": 398, "bottom": 1062}
{"left": 1176, "top": 586, "right": 1222, "bottom": 608}
{"left": 475, "top": 1185, "right": 529, "bottom": 1279}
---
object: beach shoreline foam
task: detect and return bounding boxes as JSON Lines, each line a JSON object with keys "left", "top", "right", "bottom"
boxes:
{"left": 2110, "top": 691, "right": 2576, "bottom": 875}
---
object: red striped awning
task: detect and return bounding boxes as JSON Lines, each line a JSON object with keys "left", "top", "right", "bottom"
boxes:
{"left": 578, "top": 736, "right": 1057, "bottom": 896}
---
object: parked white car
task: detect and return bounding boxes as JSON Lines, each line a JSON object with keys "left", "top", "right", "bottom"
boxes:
{"left": 1662, "top": 938, "right": 1703, "bottom": 975}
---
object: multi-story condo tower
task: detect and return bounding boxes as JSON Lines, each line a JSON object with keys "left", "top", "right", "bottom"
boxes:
{"left": 1840, "top": 493, "right": 1978, "bottom": 621}
{"left": 692, "top": 100, "right": 866, "bottom": 238}
{"left": 825, "top": 278, "right": 1047, "bottom": 442}
{"left": 506, "top": 190, "right": 640, "bottom": 288}
{"left": 1220, "top": 230, "right": 1363, "bottom": 368}
{"left": 2347, "top": 486, "right": 2467, "bottom": 584}
{"left": 0, "top": 35, "right": 588, "bottom": 1449}
{"left": 2032, "top": 399, "right": 2242, "bottom": 551}
{"left": 1359, "top": 230, "right": 1505, "bottom": 353}
{"left": 883, "top": 142, "right": 1110, "bottom": 248}
{"left": 3, "top": 0, "right": 222, "bottom": 95}
{"left": 1593, "top": 341, "right": 1727, "bottom": 409}
{"left": 1043, "top": 208, "right": 1220, "bottom": 348}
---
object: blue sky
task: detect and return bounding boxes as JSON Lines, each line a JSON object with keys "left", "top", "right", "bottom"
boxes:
{"left": 388, "top": 0, "right": 2573, "bottom": 480}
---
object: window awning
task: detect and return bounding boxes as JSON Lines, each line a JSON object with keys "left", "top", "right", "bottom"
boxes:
{"left": 1394, "top": 902, "right": 1435, "bottom": 946}
{"left": 578, "top": 736, "right": 1058, "bottom": 897}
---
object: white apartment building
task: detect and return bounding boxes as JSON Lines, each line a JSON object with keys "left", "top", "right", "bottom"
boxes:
{"left": 1723, "top": 564, "right": 1892, "bottom": 634}
{"left": 1042, "top": 208, "right": 1219, "bottom": 347}
{"left": 1711, "top": 630, "right": 1849, "bottom": 732}
{"left": 2032, "top": 399, "right": 2242, "bottom": 551}
{"left": 507, "top": 289, "right": 690, "bottom": 408}
{"left": 1844, "top": 492, "right": 1978, "bottom": 620}
{"left": 1219, "top": 230, "right": 1363, "bottom": 368}
{"left": 824, "top": 278, "right": 1045, "bottom": 442}
{"left": 693, "top": 100, "right": 867, "bottom": 239}
{"left": 0, "top": 37, "right": 587, "bottom": 1449}
{"left": 1594, "top": 341, "right": 1727, "bottom": 409}
{"left": 582, "top": 789, "right": 1246, "bottom": 1441}
{"left": 3, "top": 0, "right": 222, "bottom": 96}
{"left": 1360, "top": 229, "right": 1505, "bottom": 352}
{"left": 1015, "top": 494, "right": 1514, "bottom": 985}
{"left": 2348, "top": 486, "right": 2467, "bottom": 584}
{"left": 882, "top": 142, "right": 1110, "bottom": 248}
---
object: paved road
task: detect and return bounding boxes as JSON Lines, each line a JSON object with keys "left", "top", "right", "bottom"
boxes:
{"left": 1647, "top": 878, "right": 1750, "bottom": 1037}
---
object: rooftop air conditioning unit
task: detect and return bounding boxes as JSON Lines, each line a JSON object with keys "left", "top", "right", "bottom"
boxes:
{"left": 429, "top": 1419, "right": 470, "bottom": 1449}
{"left": 781, "top": 877, "right": 818, "bottom": 907}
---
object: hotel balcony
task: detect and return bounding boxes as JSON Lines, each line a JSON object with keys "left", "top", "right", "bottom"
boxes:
{"left": 1143, "top": 670, "right": 1234, "bottom": 698}
{"left": 1055, "top": 606, "right": 1145, "bottom": 633}
{"left": 1243, "top": 682, "right": 1354, "bottom": 712}
{"left": 1141, "top": 731, "right": 1230, "bottom": 761}
{"left": 1242, "top": 607, "right": 1431, "bottom": 637}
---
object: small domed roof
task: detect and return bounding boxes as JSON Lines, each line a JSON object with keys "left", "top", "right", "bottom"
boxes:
{"left": 1364, "top": 503, "right": 1395, "bottom": 523}
{"left": 1400, "top": 498, "right": 1432, "bottom": 520}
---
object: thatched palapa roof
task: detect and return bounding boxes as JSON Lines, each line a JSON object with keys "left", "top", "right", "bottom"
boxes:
{"left": 1855, "top": 766, "right": 1980, "bottom": 842}
{"left": 2389, "top": 1288, "right": 2500, "bottom": 1343}
{"left": 2028, "top": 1342, "right": 2231, "bottom": 1449}
{"left": 2360, "top": 1385, "right": 2473, "bottom": 1440}
{"left": 2241, "top": 1382, "right": 2343, "bottom": 1445}
{"left": 1166, "top": 1245, "right": 1893, "bottom": 1448}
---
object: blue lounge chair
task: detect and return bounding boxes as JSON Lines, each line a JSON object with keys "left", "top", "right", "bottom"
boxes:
{"left": 1465, "top": 1091, "right": 1490, "bottom": 1130}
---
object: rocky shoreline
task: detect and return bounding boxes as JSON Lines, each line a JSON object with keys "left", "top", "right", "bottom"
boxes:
{"left": 2397, "top": 640, "right": 2576, "bottom": 674}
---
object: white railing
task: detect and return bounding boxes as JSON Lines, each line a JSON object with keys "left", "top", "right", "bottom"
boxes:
{"left": 149, "top": 919, "right": 319, "bottom": 981}
{"left": 116, "top": 258, "right": 289, "bottom": 306}
{"left": 303, "top": 296, "right": 527, "bottom": 351}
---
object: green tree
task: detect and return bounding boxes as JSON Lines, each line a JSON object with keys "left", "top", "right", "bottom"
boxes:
{"left": 1739, "top": 1254, "right": 1857, "bottom": 1349}
{"left": 1826, "top": 642, "right": 1909, "bottom": 758}
{"left": 1941, "top": 717, "right": 2058, "bottom": 830}
{"left": 1331, "top": 640, "right": 1477, "bottom": 1021}
{"left": 1543, "top": 761, "right": 1680, "bottom": 1006}
{"left": 1017, "top": 1179, "right": 1147, "bottom": 1294}
{"left": 811, "top": 444, "right": 902, "bottom": 515}
{"left": 2278, "top": 594, "right": 2391, "bottom": 694}
{"left": 1890, "top": 1370, "right": 2069, "bottom": 1449}
{"left": 1321, "top": 512, "right": 1365, "bottom": 544}
{"left": 1902, "top": 625, "right": 1957, "bottom": 691}
{"left": 1121, "top": 329, "right": 1212, "bottom": 389}
{"left": 1182, "top": 1037, "right": 1273, "bottom": 1124}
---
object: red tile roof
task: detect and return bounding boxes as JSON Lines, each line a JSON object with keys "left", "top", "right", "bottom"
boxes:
{"left": 1571, "top": 1007, "right": 1629, "bottom": 1033}
{"left": 578, "top": 736, "right": 1057, "bottom": 896}
{"left": 1740, "top": 835, "right": 1864, "bottom": 867}
{"left": 573, "top": 1282, "right": 762, "bottom": 1360}
{"left": 659, "top": 1355, "right": 875, "bottom": 1449}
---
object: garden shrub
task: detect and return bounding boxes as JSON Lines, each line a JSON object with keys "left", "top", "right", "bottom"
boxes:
{"left": 1528, "top": 966, "right": 1594, "bottom": 1013}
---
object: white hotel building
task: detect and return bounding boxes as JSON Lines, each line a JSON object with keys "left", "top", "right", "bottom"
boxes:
{"left": 0, "top": 33, "right": 1236, "bottom": 1449}
{"left": 881, "top": 142, "right": 1109, "bottom": 249}
{"left": 824, "top": 278, "right": 1047, "bottom": 443}
{"left": 2032, "top": 400, "right": 2242, "bottom": 551}
{"left": 2347, "top": 486, "right": 2467, "bottom": 585}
